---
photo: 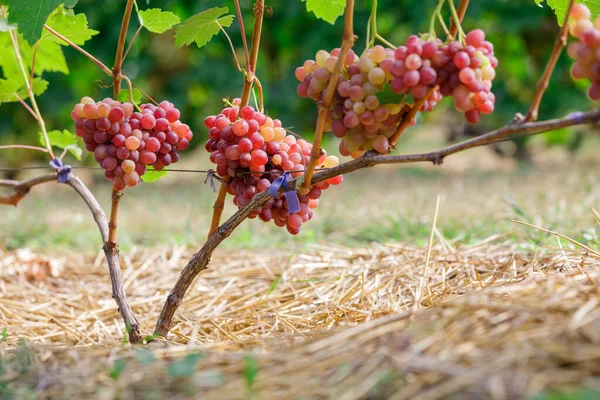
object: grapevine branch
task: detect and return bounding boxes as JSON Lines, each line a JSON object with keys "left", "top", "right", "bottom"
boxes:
{"left": 525, "top": 0, "right": 575, "bottom": 122}
{"left": 153, "top": 108, "right": 600, "bottom": 337}
{"left": 209, "top": 0, "right": 266, "bottom": 236}
{"left": 448, "top": 0, "right": 469, "bottom": 38}
{"left": 301, "top": 0, "right": 356, "bottom": 193}
{"left": 0, "top": 174, "right": 140, "bottom": 342}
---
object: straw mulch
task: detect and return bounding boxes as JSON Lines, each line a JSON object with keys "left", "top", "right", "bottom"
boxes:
{"left": 0, "top": 237, "right": 599, "bottom": 399}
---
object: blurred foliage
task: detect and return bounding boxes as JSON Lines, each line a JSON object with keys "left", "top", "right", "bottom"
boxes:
{"left": 0, "top": 0, "right": 596, "bottom": 168}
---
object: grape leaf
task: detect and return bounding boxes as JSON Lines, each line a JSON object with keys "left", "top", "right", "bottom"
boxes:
{"left": 3, "top": 0, "right": 62, "bottom": 44}
{"left": 138, "top": 8, "right": 180, "bottom": 34}
{"left": 302, "top": 0, "right": 345, "bottom": 24}
{"left": 0, "top": 78, "right": 21, "bottom": 102}
{"left": 24, "top": 39, "right": 69, "bottom": 75}
{"left": 42, "top": 6, "right": 99, "bottom": 45}
{"left": 142, "top": 167, "right": 168, "bottom": 183}
{"left": 534, "top": 0, "right": 600, "bottom": 25}
{"left": 0, "top": 17, "right": 17, "bottom": 32}
{"left": 116, "top": 88, "right": 142, "bottom": 104}
{"left": 39, "top": 129, "right": 82, "bottom": 160}
{"left": 174, "top": 7, "right": 234, "bottom": 48}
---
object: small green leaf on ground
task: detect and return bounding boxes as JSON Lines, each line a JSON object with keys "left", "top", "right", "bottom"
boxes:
{"left": 40, "top": 129, "right": 82, "bottom": 160}
{"left": 134, "top": 349, "right": 156, "bottom": 366}
{"left": 174, "top": 7, "right": 234, "bottom": 48}
{"left": 3, "top": 0, "right": 62, "bottom": 44}
{"left": 141, "top": 166, "right": 168, "bottom": 183}
{"left": 267, "top": 275, "right": 282, "bottom": 295}
{"left": 167, "top": 352, "right": 204, "bottom": 378}
{"left": 302, "top": 0, "right": 345, "bottom": 24}
{"left": 1, "top": 328, "right": 8, "bottom": 342}
{"left": 139, "top": 8, "right": 180, "bottom": 33}
{"left": 116, "top": 88, "right": 142, "bottom": 104}
{"left": 108, "top": 359, "right": 127, "bottom": 379}
{"left": 243, "top": 354, "right": 259, "bottom": 392}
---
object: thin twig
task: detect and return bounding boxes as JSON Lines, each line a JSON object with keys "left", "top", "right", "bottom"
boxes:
{"left": 208, "top": 182, "right": 230, "bottom": 237}
{"left": 448, "top": 0, "right": 469, "bottom": 39}
{"left": 239, "top": 0, "right": 265, "bottom": 108}
{"left": 233, "top": 0, "right": 251, "bottom": 71}
{"left": 113, "top": 0, "right": 136, "bottom": 97}
{"left": 389, "top": 86, "right": 438, "bottom": 148}
{"left": 122, "top": 24, "right": 143, "bottom": 63}
{"left": 153, "top": 107, "right": 600, "bottom": 339}
{"left": 219, "top": 23, "right": 243, "bottom": 72}
{"left": 0, "top": 174, "right": 57, "bottom": 206}
{"left": 107, "top": 189, "right": 122, "bottom": 248}
{"left": 0, "top": 145, "right": 48, "bottom": 153}
{"left": 131, "top": 81, "right": 159, "bottom": 106}
{"left": 15, "top": 94, "right": 38, "bottom": 120}
{"left": 9, "top": 29, "right": 54, "bottom": 159}
{"left": 301, "top": 0, "right": 356, "bottom": 193}
{"left": 525, "top": 0, "right": 575, "bottom": 122}
{"left": 44, "top": 24, "right": 113, "bottom": 76}
{"left": 29, "top": 41, "right": 38, "bottom": 87}
{"left": 253, "top": 75, "right": 264, "bottom": 112}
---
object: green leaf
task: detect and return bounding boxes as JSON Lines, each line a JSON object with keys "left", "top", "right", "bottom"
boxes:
{"left": 3, "top": 0, "right": 62, "bottom": 44}
{"left": 0, "top": 17, "right": 17, "bottom": 32}
{"left": 116, "top": 88, "right": 142, "bottom": 104}
{"left": 40, "top": 129, "right": 82, "bottom": 160}
{"left": 141, "top": 166, "right": 168, "bottom": 183}
{"left": 376, "top": 84, "right": 403, "bottom": 105}
{"left": 1, "top": 328, "right": 8, "bottom": 343}
{"left": 30, "top": 39, "right": 69, "bottom": 75}
{"left": 134, "top": 349, "right": 156, "bottom": 366}
{"left": 267, "top": 275, "right": 282, "bottom": 295}
{"left": 535, "top": 0, "right": 600, "bottom": 25}
{"left": 108, "top": 359, "right": 127, "bottom": 379}
{"left": 243, "top": 354, "right": 259, "bottom": 392}
{"left": 30, "top": 77, "right": 49, "bottom": 96}
{"left": 302, "top": 0, "right": 345, "bottom": 24}
{"left": 63, "top": 0, "right": 78, "bottom": 7}
{"left": 174, "top": 7, "right": 234, "bottom": 48}
{"left": 167, "top": 353, "right": 203, "bottom": 378}
{"left": 42, "top": 6, "right": 99, "bottom": 45}
{"left": 139, "top": 8, "right": 180, "bottom": 34}
{"left": 0, "top": 78, "right": 21, "bottom": 102}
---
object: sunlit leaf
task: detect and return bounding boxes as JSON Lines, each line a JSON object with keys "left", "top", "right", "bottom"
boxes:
{"left": 302, "top": 0, "right": 345, "bottom": 24}
{"left": 0, "top": 78, "right": 20, "bottom": 102}
{"left": 174, "top": 7, "right": 234, "bottom": 48}
{"left": 43, "top": 5, "right": 99, "bottom": 45}
{"left": 141, "top": 166, "right": 168, "bottom": 183}
{"left": 116, "top": 88, "right": 142, "bottom": 104}
{"left": 534, "top": 0, "right": 600, "bottom": 25}
{"left": 40, "top": 129, "right": 82, "bottom": 160}
{"left": 138, "top": 8, "right": 180, "bottom": 34}
{"left": 3, "top": 0, "right": 62, "bottom": 44}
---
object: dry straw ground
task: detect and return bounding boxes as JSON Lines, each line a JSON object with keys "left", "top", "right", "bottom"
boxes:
{"left": 1, "top": 230, "right": 599, "bottom": 399}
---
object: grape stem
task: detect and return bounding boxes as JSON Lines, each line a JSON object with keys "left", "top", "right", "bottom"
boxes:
{"left": 301, "top": 0, "right": 356, "bottom": 194}
{"left": 113, "top": 0, "right": 136, "bottom": 97}
{"left": 14, "top": 93, "right": 39, "bottom": 121}
{"left": 234, "top": 0, "right": 251, "bottom": 72}
{"left": 209, "top": 0, "right": 266, "bottom": 237}
{"left": 525, "top": 0, "right": 575, "bottom": 122}
{"left": 122, "top": 24, "right": 143, "bottom": 63}
{"left": 366, "top": 0, "right": 377, "bottom": 48}
{"left": 389, "top": 86, "right": 439, "bottom": 148}
{"left": 429, "top": 0, "right": 446, "bottom": 38}
{"left": 0, "top": 145, "right": 48, "bottom": 153}
{"left": 153, "top": 108, "right": 600, "bottom": 338}
{"left": 43, "top": 24, "right": 113, "bottom": 77}
{"left": 448, "top": 0, "right": 466, "bottom": 42}
{"left": 219, "top": 23, "right": 243, "bottom": 72}
{"left": 448, "top": 0, "right": 469, "bottom": 39}
{"left": 253, "top": 75, "right": 264, "bottom": 113}
{"left": 29, "top": 42, "right": 39, "bottom": 88}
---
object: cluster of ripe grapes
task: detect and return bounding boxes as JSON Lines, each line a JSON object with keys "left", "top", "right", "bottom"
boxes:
{"left": 567, "top": 4, "right": 600, "bottom": 100}
{"left": 72, "top": 97, "right": 193, "bottom": 190}
{"left": 204, "top": 100, "right": 343, "bottom": 234}
{"left": 295, "top": 29, "right": 498, "bottom": 158}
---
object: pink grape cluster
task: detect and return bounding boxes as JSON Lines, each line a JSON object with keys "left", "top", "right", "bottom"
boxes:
{"left": 433, "top": 29, "right": 498, "bottom": 124}
{"left": 566, "top": 4, "right": 600, "bottom": 100}
{"left": 72, "top": 97, "right": 193, "bottom": 190}
{"left": 204, "top": 100, "right": 343, "bottom": 234}
{"left": 390, "top": 36, "right": 445, "bottom": 112}
{"left": 296, "top": 46, "right": 407, "bottom": 158}
{"left": 296, "top": 30, "right": 498, "bottom": 157}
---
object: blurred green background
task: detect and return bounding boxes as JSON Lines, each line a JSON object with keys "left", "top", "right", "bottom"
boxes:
{"left": 0, "top": 0, "right": 595, "bottom": 169}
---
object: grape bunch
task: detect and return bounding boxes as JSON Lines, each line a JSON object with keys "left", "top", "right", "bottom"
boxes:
{"left": 433, "top": 29, "right": 498, "bottom": 124}
{"left": 204, "top": 100, "right": 343, "bottom": 234}
{"left": 295, "top": 30, "right": 498, "bottom": 157}
{"left": 296, "top": 46, "right": 407, "bottom": 158}
{"left": 72, "top": 97, "right": 193, "bottom": 190}
{"left": 566, "top": 4, "right": 600, "bottom": 100}
{"left": 391, "top": 36, "right": 444, "bottom": 112}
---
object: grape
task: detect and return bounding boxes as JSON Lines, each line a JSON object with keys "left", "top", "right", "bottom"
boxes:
{"left": 566, "top": 5, "right": 600, "bottom": 101}
{"left": 71, "top": 97, "right": 192, "bottom": 190}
